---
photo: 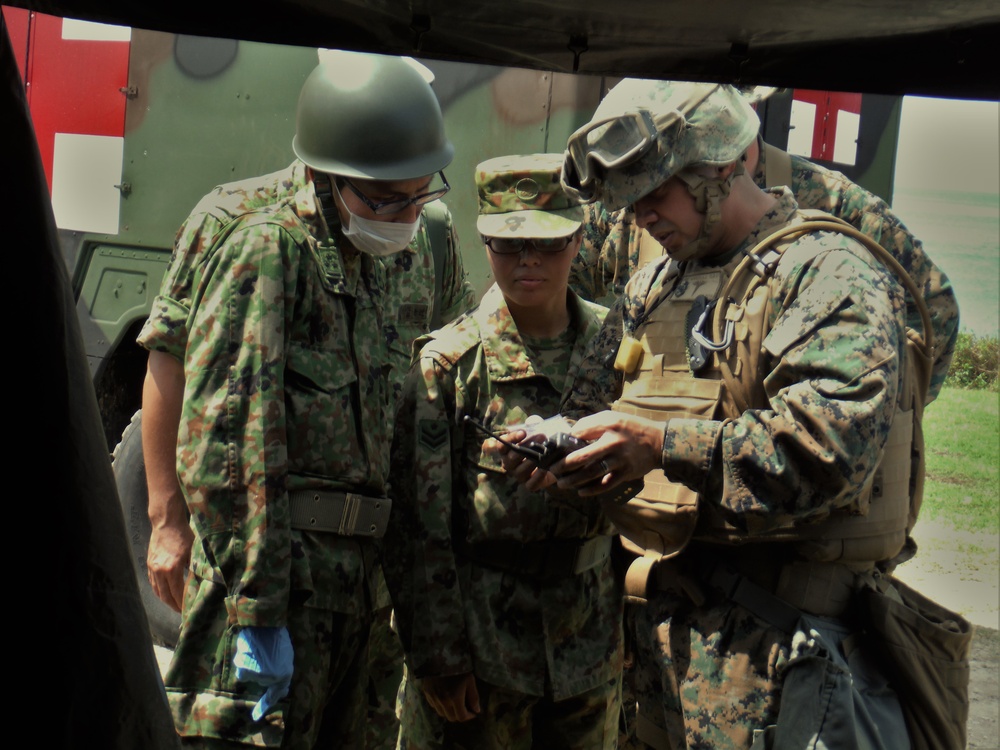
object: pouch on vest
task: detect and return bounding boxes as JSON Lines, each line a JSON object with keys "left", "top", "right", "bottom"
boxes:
{"left": 609, "top": 265, "right": 729, "bottom": 601}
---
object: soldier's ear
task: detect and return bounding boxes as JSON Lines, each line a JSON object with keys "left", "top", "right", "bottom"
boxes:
{"left": 717, "top": 162, "right": 738, "bottom": 179}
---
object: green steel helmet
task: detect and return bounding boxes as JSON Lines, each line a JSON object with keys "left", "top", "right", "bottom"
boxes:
{"left": 292, "top": 51, "right": 454, "bottom": 180}
{"left": 562, "top": 79, "right": 760, "bottom": 211}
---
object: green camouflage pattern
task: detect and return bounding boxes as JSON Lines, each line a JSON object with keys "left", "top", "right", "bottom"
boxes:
{"left": 563, "top": 189, "right": 909, "bottom": 746}
{"left": 381, "top": 203, "right": 477, "bottom": 402}
{"left": 138, "top": 160, "right": 475, "bottom": 749}
{"left": 165, "top": 546, "right": 373, "bottom": 748}
{"left": 568, "top": 141, "right": 959, "bottom": 400}
{"left": 476, "top": 153, "right": 583, "bottom": 239}
{"left": 569, "top": 80, "right": 759, "bottom": 211}
{"left": 396, "top": 667, "right": 621, "bottom": 749}
{"left": 383, "top": 284, "right": 623, "bottom": 706}
{"left": 138, "top": 160, "right": 475, "bottom": 399}
{"left": 142, "top": 170, "right": 391, "bottom": 746}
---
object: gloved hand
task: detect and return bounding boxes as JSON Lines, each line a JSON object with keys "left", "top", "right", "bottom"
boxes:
{"left": 233, "top": 626, "right": 294, "bottom": 721}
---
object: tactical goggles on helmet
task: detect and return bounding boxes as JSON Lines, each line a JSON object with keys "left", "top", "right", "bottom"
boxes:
{"left": 562, "top": 110, "right": 660, "bottom": 201}
{"left": 339, "top": 172, "right": 450, "bottom": 215}
{"left": 484, "top": 234, "right": 577, "bottom": 255}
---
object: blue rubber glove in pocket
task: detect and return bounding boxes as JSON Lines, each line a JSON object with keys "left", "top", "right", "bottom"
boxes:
{"left": 233, "top": 626, "right": 294, "bottom": 721}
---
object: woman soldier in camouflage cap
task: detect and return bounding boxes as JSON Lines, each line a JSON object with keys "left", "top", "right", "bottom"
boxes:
{"left": 383, "top": 153, "right": 623, "bottom": 749}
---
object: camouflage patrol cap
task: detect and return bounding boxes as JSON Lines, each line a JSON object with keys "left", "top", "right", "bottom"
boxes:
{"left": 476, "top": 153, "right": 583, "bottom": 239}
{"left": 562, "top": 79, "right": 760, "bottom": 211}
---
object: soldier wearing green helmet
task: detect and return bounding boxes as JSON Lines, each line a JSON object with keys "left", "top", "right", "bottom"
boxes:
{"left": 136, "top": 50, "right": 473, "bottom": 749}
{"left": 498, "top": 78, "right": 924, "bottom": 749}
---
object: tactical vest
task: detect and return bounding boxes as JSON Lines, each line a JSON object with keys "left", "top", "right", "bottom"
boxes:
{"left": 608, "top": 212, "right": 933, "bottom": 601}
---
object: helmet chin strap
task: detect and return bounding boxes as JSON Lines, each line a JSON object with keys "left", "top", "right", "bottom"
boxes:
{"left": 311, "top": 172, "right": 342, "bottom": 230}
{"left": 671, "top": 161, "right": 744, "bottom": 261}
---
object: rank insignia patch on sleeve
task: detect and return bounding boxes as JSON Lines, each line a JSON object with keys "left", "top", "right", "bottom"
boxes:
{"left": 418, "top": 420, "right": 449, "bottom": 451}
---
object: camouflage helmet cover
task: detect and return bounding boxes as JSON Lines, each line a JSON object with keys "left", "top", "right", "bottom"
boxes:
{"left": 563, "top": 79, "right": 760, "bottom": 211}
{"left": 292, "top": 51, "right": 454, "bottom": 180}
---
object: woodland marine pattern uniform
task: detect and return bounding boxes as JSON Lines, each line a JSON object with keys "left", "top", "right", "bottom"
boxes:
{"left": 384, "top": 284, "right": 623, "bottom": 749}
{"left": 564, "top": 188, "right": 911, "bottom": 748}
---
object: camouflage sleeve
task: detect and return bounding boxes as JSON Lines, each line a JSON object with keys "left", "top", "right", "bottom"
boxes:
{"left": 854, "top": 210, "right": 959, "bottom": 401}
{"left": 438, "top": 208, "right": 477, "bottom": 324}
{"left": 569, "top": 202, "right": 634, "bottom": 306}
{"left": 561, "top": 298, "right": 626, "bottom": 420}
{"left": 137, "top": 208, "right": 225, "bottom": 358}
{"left": 791, "top": 161, "right": 959, "bottom": 401}
{"left": 383, "top": 353, "right": 474, "bottom": 679}
{"left": 178, "top": 219, "right": 299, "bottom": 627}
{"left": 662, "top": 236, "right": 905, "bottom": 536}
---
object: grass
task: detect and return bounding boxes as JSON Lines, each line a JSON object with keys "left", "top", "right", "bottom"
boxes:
{"left": 920, "top": 386, "right": 999, "bottom": 532}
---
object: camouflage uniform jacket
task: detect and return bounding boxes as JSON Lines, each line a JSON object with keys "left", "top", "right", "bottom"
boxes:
{"left": 139, "top": 171, "right": 391, "bottom": 626}
{"left": 384, "top": 284, "right": 623, "bottom": 700}
{"left": 565, "top": 189, "right": 907, "bottom": 534}
{"left": 569, "top": 142, "right": 957, "bottom": 399}
{"left": 139, "top": 160, "right": 475, "bottom": 401}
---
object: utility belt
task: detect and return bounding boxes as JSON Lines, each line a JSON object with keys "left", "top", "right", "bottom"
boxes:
{"left": 647, "top": 544, "right": 870, "bottom": 624}
{"left": 288, "top": 489, "right": 391, "bottom": 538}
{"left": 456, "top": 535, "right": 613, "bottom": 582}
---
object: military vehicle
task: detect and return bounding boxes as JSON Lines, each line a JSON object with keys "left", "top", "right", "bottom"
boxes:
{"left": 6, "top": 6, "right": 911, "bottom": 645}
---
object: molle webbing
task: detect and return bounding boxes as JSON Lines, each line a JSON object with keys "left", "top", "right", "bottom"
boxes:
{"left": 610, "top": 265, "right": 730, "bottom": 592}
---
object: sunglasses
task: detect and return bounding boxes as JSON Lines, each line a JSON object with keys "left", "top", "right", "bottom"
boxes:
{"left": 484, "top": 235, "right": 576, "bottom": 255}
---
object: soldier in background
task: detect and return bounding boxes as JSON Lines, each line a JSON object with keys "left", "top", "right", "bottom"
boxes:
{"left": 384, "top": 154, "right": 622, "bottom": 749}
{"left": 137, "top": 53, "right": 469, "bottom": 748}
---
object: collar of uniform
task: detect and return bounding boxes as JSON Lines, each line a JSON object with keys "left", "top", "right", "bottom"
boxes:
{"left": 476, "top": 284, "right": 595, "bottom": 383}
{"left": 732, "top": 186, "right": 799, "bottom": 261}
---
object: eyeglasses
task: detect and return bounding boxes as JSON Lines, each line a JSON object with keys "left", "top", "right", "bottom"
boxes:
{"left": 484, "top": 235, "right": 576, "bottom": 255}
{"left": 339, "top": 172, "right": 450, "bottom": 215}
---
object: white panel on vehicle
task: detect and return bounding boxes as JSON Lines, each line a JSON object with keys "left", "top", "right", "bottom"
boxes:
{"left": 51, "top": 133, "right": 124, "bottom": 235}
{"left": 61, "top": 18, "right": 131, "bottom": 42}
{"left": 833, "top": 109, "right": 860, "bottom": 166}
{"left": 787, "top": 100, "right": 816, "bottom": 159}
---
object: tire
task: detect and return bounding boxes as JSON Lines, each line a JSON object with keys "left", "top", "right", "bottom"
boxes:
{"left": 112, "top": 409, "right": 182, "bottom": 647}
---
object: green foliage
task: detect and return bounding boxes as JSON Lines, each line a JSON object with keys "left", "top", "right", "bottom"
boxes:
{"left": 920, "top": 387, "right": 999, "bottom": 532}
{"left": 944, "top": 332, "right": 999, "bottom": 391}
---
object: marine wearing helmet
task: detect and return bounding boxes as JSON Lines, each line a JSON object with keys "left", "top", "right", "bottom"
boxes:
{"left": 498, "top": 79, "right": 915, "bottom": 749}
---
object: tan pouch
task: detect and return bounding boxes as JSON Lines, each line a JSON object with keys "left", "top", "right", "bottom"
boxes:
{"left": 859, "top": 576, "right": 972, "bottom": 750}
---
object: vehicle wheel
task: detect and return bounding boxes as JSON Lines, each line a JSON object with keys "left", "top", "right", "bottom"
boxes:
{"left": 112, "top": 409, "right": 182, "bottom": 648}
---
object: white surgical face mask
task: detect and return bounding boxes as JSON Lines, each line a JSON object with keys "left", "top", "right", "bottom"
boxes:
{"left": 334, "top": 182, "right": 420, "bottom": 256}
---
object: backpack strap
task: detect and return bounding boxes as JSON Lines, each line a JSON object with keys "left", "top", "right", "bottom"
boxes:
{"left": 713, "top": 214, "right": 934, "bottom": 414}
{"left": 421, "top": 200, "right": 451, "bottom": 330}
